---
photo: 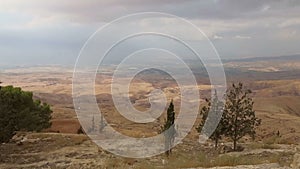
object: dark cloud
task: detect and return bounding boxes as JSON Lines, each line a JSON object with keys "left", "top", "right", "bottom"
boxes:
{"left": 2, "top": 0, "right": 300, "bottom": 22}
{"left": 0, "top": 0, "right": 300, "bottom": 65}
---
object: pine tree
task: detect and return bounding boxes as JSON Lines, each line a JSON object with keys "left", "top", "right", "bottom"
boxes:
{"left": 0, "top": 86, "right": 52, "bottom": 143}
{"left": 161, "top": 100, "right": 176, "bottom": 156}
{"left": 197, "top": 90, "right": 225, "bottom": 149}
{"left": 99, "top": 114, "right": 106, "bottom": 133}
{"left": 223, "top": 83, "right": 261, "bottom": 151}
{"left": 88, "top": 115, "right": 96, "bottom": 133}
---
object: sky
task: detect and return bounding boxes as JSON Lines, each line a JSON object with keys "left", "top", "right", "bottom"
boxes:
{"left": 0, "top": 0, "right": 300, "bottom": 66}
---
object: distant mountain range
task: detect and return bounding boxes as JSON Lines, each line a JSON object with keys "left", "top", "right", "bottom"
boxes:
{"left": 224, "top": 54, "right": 300, "bottom": 63}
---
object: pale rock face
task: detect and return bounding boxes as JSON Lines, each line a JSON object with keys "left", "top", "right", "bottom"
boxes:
{"left": 292, "top": 153, "right": 300, "bottom": 169}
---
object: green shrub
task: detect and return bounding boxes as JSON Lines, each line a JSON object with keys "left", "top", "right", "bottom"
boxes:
{"left": 0, "top": 85, "right": 52, "bottom": 143}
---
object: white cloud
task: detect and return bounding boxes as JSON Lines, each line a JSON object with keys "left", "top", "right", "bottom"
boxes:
{"left": 234, "top": 35, "right": 252, "bottom": 39}
{"left": 213, "top": 35, "right": 223, "bottom": 40}
{"left": 261, "top": 5, "right": 271, "bottom": 12}
{"left": 278, "top": 18, "right": 300, "bottom": 28}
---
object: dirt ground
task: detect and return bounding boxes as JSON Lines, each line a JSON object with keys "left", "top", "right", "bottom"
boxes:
{"left": 1, "top": 65, "right": 300, "bottom": 168}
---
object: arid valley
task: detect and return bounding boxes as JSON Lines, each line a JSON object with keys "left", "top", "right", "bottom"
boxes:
{"left": 1, "top": 55, "right": 300, "bottom": 168}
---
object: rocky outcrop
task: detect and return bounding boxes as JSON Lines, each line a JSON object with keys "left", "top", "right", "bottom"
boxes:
{"left": 291, "top": 153, "right": 300, "bottom": 169}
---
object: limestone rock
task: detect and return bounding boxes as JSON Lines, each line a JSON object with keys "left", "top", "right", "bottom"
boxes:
{"left": 291, "top": 153, "right": 300, "bottom": 169}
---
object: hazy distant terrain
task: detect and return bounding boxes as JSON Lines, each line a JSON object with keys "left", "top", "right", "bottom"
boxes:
{"left": 1, "top": 55, "right": 300, "bottom": 137}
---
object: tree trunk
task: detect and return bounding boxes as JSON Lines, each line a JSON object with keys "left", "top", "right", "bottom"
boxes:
{"left": 214, "top": 139, "right": 218, "bottom": 149}
{"left": 165, "top": 136, "right": 171, "bottom": 157}
{"left": 233, "top": 140, "right": 237, "bottom": 151}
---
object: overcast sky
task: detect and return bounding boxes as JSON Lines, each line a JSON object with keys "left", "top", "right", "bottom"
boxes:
{"left": 0, "top": 0, "right": 300, "bottom": 66}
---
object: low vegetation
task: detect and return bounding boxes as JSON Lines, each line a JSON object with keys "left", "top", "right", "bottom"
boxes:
{"left": 133, "top": 148, "right": 294, "bottom": 169}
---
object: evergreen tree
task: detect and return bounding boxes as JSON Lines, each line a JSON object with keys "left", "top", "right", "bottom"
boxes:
{"left": 99, "top": 114, "right": 106, "bottom": 133}
{"left": 88, "top": 115, "right": 96, "bottom": 133}
{"left": 0, "top": 86, "right": 52, "bottom": 143}
{"left": 223, "top": 83, "right": 261, "bottom": 151}
{"left": 197, "top": 91, "right": 225, "bottom": 149}
{"left": 161, "top": 100, "right": 176, "bottom": 156}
